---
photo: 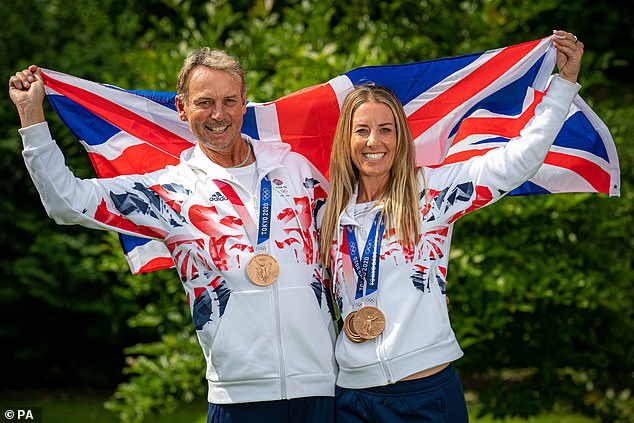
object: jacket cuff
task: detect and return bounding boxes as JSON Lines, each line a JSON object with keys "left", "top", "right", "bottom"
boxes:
{"left": 19, "top": 121, "right": 54, "bottom": 151}
{"left": 549, "top": 74, "right": 581, "bottom": 105}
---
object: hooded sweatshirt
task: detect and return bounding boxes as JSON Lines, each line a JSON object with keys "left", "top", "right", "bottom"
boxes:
{"left": 330, "top": 75, "right": 580, "bottom": 389}
{"left": 20, "top": 125, "right": 337, "bottom": 403}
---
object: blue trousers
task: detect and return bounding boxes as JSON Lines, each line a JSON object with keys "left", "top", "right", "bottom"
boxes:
{"left": 335, "top": 364, "right": 469, "bottom": 423}
{"left": 208, "top": 396, "right": 334, "bottom": 423}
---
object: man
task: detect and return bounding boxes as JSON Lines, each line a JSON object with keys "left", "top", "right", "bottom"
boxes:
{"left": 9, "top": 49, "right": 336, "bottom": 423}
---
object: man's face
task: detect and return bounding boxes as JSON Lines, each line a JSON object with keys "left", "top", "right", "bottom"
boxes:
{"left": 176, "top": 66, "right": 246, "bottom": 159}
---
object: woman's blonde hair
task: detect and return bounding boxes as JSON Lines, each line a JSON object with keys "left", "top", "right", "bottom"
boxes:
{"left": 320, "top": 84, "right": 420, "bottom": 268}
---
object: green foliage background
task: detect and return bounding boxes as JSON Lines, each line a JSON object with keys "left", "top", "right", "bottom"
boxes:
{"left": 1, "top": 0, "right": 631, "bottom": 422}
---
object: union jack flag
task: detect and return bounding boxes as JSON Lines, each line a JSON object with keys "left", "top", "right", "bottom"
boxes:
{"left": 41, "top": 36, "right": 620, "bottom": 274}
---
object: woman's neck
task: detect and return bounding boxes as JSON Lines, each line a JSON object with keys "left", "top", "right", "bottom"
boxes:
{"left": 357, "top": 176, "right": 388, "bottom": 203}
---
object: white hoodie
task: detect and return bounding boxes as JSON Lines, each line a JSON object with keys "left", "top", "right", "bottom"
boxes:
{"left": 330, "top": 75, "right": 580, "bottom": 389}
{"left": 20, "top": 126, "right": 337, "bottom": 403}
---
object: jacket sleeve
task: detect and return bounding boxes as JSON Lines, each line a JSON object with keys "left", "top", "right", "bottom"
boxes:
{"left": 422, "top": 75, "right": 580, "bottom": 223}
{"left": 20, "top": 122, "right": 169, "bottom": 240}
{"left": 468, "top": 75, "right": 580, "bottom": 193}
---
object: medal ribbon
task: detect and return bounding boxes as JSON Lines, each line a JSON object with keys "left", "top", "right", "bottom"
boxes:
{"left": 255, "top": 176, "right": 272, "bottom": 252}
{"left": 214, "top": 175, "right": 273, "bottom": 253}
{"left": 345, "top": 212, "right": 384, "bottom": 300}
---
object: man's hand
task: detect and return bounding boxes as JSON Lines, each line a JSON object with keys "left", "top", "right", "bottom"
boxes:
{"left": 9, "top": 64, "right": 46, "bottom": 127}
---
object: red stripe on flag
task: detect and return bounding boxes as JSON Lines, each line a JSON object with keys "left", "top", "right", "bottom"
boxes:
{"left": 136, "top": 257, "right": 175, "bottom": 274}
{"left": 87, "top": 145, "right": 182, "bottom": 178}
{"left": 440, "top": 149, "right": 610, "bottom": 193}
{"left": 440, "top": 147, "right": 495, "bottom": 166}
{"left": 544, "top": 151, "right": 611, "bottom": 193}
{"left": 42, "top": 71, "right": 191, "bottom": 159}
{"left": 408, "top": 39, "right": 542, "bottom": 139}
{"left": 451, "top": 91, "right": 545, "bottom": 146}
{"left": 274, "top": 83, "right": 341, "bottom": 179}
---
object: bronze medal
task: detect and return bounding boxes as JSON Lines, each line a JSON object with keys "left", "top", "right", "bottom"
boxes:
{"left": 343, "top": 311, "right": 364, "bottom": 343}
{"left": 246, "top": 254, "right": 280, "bottom": 286}
{"left": 351, "top": 306, "right": 386, "bottom": 340}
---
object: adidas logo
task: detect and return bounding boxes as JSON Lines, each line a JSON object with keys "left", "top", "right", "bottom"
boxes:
{"left": 209, "top": 192, "right": 228, "bottom": 202}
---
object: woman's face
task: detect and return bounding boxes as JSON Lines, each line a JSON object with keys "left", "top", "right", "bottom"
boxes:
{"left": 350, "top": 101, "right": 397, "bottom": 186}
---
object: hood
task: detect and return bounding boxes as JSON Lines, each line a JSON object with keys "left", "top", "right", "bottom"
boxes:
{"left": 339, "top": 183, "right": 384, "bottom": 227}
{"left": 180, "top": 134, "right": 291, "bottom": 180}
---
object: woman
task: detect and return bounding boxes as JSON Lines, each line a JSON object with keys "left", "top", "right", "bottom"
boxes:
{"left": 320, "top": 31, "right": 584, "bottom": 422}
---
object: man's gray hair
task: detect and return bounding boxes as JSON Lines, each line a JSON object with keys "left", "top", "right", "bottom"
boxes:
{"left": 176, "top": 48, "right": 246, "bottom": 102}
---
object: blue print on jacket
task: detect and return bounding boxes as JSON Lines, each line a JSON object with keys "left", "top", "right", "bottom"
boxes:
{"left": 303, "top": 177, "right": 327, "bottom": 225}
{"left": 110, "top": 182, "right": 188, "bottom": 227}
{"left": 310, "top": 267, "right": 336, "bottom": 320}
{"left": 424, "top": 182, "right": 475, "bottom": 224}
{"left": 193, "top": 289, "right": 213, "bottom": 330}
{"left": 192, "top": 275, "right": 232, "bottom": 331}
{"left": 411, "top": 267, "right": 431, "bottom": 293}
{"left": 437, "top": 275, "right": 447, "bottom": 295}
{"left": 311, "top": 278, "right": 323, "bottom": 307}
{"left": 411, "top": 266, "right": 447, "bottom": 295}
{"left": 434, "top": 182, "right": 474, "bottom": 213}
